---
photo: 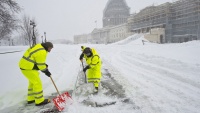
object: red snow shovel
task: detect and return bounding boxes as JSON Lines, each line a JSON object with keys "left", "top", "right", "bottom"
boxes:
{"left": 50, "top": 76, "right": 73, "bottom": 111}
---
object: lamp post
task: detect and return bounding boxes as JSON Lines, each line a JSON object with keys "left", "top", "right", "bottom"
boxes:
{"left": 30, "top": 20, "right": 36, "bottom": 47}
{"left": 41, "top": 36, "right": 43, "bottom": 43}
{"left": 94, "top": 20, "right": 97, "bottom": 28}
{"left": 44, "top": 32, "right": 47, "bottom": 42}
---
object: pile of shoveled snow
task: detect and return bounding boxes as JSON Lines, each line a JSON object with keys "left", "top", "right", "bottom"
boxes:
{"left": 111, "top": 34, "right": 152, "bottom": 45}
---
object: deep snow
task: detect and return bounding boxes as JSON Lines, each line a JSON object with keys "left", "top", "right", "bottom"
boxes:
{"left": 0, "top": 34, "right": 200, "bottom": 113}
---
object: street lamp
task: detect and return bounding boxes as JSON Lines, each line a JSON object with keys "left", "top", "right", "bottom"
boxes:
{"left": 44, "top": 32, "right": 47, "bottom": 42}
{"left": 41, "top": 36, "right": 43, "bottom": 43}
{"left": 30, "top": 20, "right": 36, "bottom": 47}
{"left": 95, "top": 20, "right": 97, "bottom": 28}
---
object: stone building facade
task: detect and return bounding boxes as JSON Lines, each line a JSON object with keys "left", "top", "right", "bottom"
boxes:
{"left": 74, "top": 34, "right": 88, "bottom": 44}
{"left": 103, "top": 0, "right": 130, "bottom": 27}
{"left": 74, "top": 0, "right": 131, "bottom": 44}
{"left": 128, "top": 0, "right": 200, "bottom": 43}
{"left": 74, "top": 0, "right": 200, "bottom": 44}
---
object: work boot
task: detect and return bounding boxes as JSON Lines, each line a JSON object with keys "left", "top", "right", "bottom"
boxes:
{"left": 93, "top": 87, "right": 98, "bottom": 94}
{"left": 27, "top": 100, "right": 35, "bottom": 104}
{"left": 35, "top": 99, "right": 51, "bottom": 106}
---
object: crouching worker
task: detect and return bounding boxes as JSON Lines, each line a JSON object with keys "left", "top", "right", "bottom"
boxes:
{"left": 79, "top": 46, "right": 102, "bottom": 94}
{"left": 19, "top": 42, "right": 53, "bottom": 106}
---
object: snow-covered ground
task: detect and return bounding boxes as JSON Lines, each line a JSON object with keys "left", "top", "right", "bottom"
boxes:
{"left": 0, "top": 34, "right": 200, "bottom": 113}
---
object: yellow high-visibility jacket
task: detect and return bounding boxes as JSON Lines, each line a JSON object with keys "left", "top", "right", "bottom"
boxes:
{"left": 84, "top": 48, "right": 102, "bottom": 79}
{"left": 81, "top": 46, "right": 86, "bottom": 51}
{"left": 19, "top": 44, "right": 47, "bottom": 71}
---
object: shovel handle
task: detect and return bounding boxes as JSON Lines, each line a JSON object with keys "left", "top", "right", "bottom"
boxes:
{"left": 50, "top": 76, "right": 61, "bottom": 95}
{"left": 81, "top": 62, "right": 87, "bottom": 83}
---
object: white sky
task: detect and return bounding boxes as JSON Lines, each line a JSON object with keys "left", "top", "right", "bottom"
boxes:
{"left": 17, "top": 0, "right": 172, "bottom": 41}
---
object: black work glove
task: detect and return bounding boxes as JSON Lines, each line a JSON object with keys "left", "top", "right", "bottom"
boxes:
{"left": 42, "top": 69, "right": 51, "bottom": 77}
{"left": 83, "top": 65, "right": 90, "bottom": 73}
{"left": 33, "top": 64, "right": 39, "bottom": 70}
{"left": 46, "top": 64, "right": 48, "bottom": 68}
{"left": 79, "top": 53, "right": 84, "bottom": 60}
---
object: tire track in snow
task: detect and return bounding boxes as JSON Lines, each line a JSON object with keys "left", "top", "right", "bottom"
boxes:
{"left": 102, "top": 57, "right": 158, "bottom": 113}
{"left": 123, "top": 52, "right": 200, "bottom": 88}
{"left": 113, "top": 51, "right": 200, "bottom": 113}
{"left": 121, "top": 52, "right": 200, "bottom": 95}
{"left": 101, "top": 58, "right": 143, "bottom": 113}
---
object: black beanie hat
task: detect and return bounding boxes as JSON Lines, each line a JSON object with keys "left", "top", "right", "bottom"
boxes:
{"left": 83, "top": 47, "right": 91, "bottom": 54}
{"left": 41, "top": 42, "right": 53, "bottom": 51}
{"left": 45, "top": 42, "right": 53, "bottom": 48}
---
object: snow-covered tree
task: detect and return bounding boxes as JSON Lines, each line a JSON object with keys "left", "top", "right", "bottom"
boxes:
{"left": 19, "top": 15, "right": 39, "bottom": 46}
{"left": 0, "top": 0, "right": 21, "bottom": 40}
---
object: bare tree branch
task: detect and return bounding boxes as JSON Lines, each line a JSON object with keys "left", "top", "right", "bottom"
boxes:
{"left": 0, "top": 0, "right": 21, "bottom": 40}
{"left": 19, "top": 15, "right": 39, "bottom": 46}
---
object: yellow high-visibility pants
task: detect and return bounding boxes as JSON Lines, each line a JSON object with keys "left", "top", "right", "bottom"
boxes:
{"left": 21, "top": 70, "right": 45, "bottom": 104}
{"left": 87, "top": 69, "right": 101, "bottom": 88}
{"left": 88, "top": 78, "right": 100, "bottom": 87}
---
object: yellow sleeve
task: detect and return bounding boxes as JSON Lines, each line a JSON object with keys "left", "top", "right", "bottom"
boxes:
{"left": 33, "top": 49, "right": 47, "bottom": 71}
{"left": 90, "top": 55, "right": 99, "bottom": 68}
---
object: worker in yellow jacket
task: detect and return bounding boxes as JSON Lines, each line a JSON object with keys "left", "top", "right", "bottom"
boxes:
{"left": 79, "top": 46, "right": 102, "bottom": 94}
{"left": 19, "top": 42, "right": 53, "bottom": 106}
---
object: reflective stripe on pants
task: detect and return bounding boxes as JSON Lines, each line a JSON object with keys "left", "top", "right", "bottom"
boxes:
{"left": 21, "top": 70, "right": 44, "bottom": 104}
{"left": 88, "top": 78, "right": 100, "bottom": 87}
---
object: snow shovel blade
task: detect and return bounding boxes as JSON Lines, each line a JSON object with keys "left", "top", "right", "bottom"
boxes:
{"left": 52, "top": 92, "right": 73, "bottom": 111}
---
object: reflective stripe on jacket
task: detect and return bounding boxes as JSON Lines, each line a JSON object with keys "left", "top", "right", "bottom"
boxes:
{"left": 19, "top": 44, "right": 47, "bottom": 71}
{"left": 84, "top": 48, "right": 102, "bottom": 79}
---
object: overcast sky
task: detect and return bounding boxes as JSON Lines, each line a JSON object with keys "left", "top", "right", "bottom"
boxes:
{"left": 17, "top": 0, "right": 172, "bottom": 41}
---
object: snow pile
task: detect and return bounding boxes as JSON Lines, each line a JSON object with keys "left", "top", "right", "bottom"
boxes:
{"left": 111, "top": 34, "right": 144, "bottom": 45}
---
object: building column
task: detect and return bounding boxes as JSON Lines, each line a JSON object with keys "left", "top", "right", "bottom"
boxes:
{"left": 198, "top": 24, "right": 200, "bottom": 40}
{"left": 198, "top": 14, "right": 200, "bottom": 40}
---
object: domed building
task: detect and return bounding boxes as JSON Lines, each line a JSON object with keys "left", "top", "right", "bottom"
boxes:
{"left": 103, "top": 0, "right": 130, "bottom": 27}
{"left": 74, "top": 0, "right": 132, "bottom": 44}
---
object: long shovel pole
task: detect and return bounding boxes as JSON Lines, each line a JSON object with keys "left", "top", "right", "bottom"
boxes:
{"left": 50, "top": 76, "right": 72, "bottom": 111}
{"left": 72, "top": 65, "right": 82, "bottom": 98}
{"left": 81, "top": 62, "right": 87, "bottom": 83}
{"left": 50, "top": 76, "right": 61, "bottom": 95}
